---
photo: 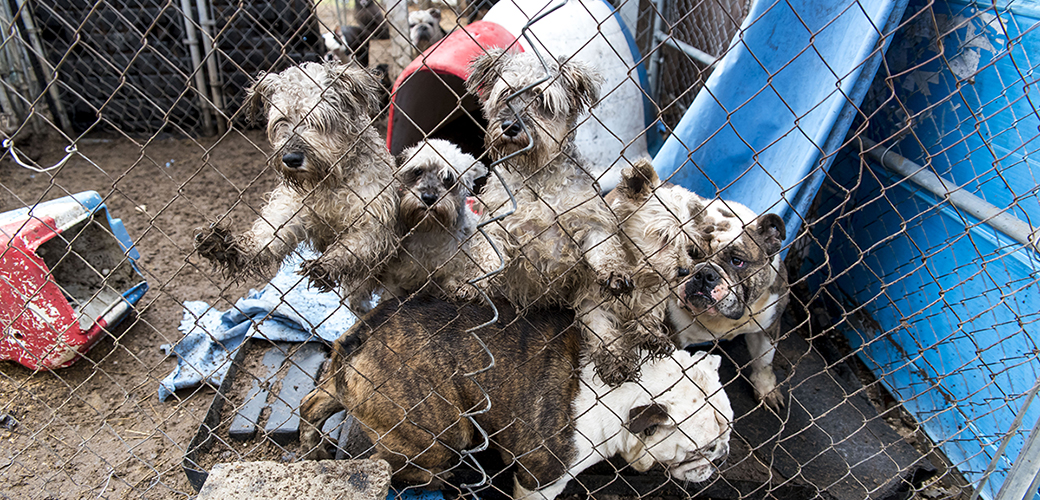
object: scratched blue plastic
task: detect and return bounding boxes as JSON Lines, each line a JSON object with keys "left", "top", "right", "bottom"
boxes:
{"left": 801, "top": 1, "right": 1040, "bottom": 497}
{"left": 651, "top": 0, "right": 911, "bottom": 250}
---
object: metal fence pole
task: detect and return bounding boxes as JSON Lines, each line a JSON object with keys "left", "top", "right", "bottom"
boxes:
{"left": 179, "top": 0, "right": 215, "bottom": 136}
{"left": 10, "top": 0, "right": 70, "bottom": 133}
{"left": 645, "top": 0, "right": 667, "bottom": 102}
{"left": 196, "top": 0, "right": 226, "bottom": 134}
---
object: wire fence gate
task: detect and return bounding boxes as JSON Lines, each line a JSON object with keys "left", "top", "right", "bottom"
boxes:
{"left": 1, "top": 0, "right": 1039, "bottom": 498}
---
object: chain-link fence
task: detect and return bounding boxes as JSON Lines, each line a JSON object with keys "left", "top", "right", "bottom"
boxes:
{"left": 1, "top": 0, "right": 1038, "bottom": 498}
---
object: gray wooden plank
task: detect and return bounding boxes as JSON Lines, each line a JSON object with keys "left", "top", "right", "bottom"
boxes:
{"left": 264, "top": 342, "right": 326, "bottom": 444}
{"left": 228, "top": 345, "right": 286, "bottom": 441}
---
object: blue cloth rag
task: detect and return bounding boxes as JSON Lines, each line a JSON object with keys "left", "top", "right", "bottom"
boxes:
{"left": 158, "top": 248, "right": 360, "bottom": 401}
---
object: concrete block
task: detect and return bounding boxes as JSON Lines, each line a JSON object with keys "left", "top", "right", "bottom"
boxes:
{"left": 196, "top": 459, "right": 391, "bottom": 500}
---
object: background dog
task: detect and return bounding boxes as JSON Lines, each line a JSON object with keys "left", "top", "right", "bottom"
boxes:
{"left": 300, "top": 296, "right": 732, "bottom": 500}
{"left": 194, "top": 62, "right": 398, "bottom": 303}
{"left": 408, "top": 9, "right": 446, "bottom": 55}
{"left": 349, "top": 139, "right": 486, "bottom": 310}
{"left": 670, "top": 199, "right": 788, "bottom": 410}
{"left": 355, "top": 0, "right": 389, "bottom": 41}
{"left": 465, "top": 49, "right": 668, "bottom": 386}
{"left": 322, "top": 0, "right": 388, "bottom": 67}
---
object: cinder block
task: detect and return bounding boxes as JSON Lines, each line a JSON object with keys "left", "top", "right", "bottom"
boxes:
{"left": 197, "top": 459, "right": 391, "bottom": 500}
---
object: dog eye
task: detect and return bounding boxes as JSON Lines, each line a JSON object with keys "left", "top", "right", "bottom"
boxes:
{"left": 443, "top": 172, "right": 456, "bottom": 187}
{"left": 730, "top": 256, "right": 745, "bottom": 268}
{"left": 537, "top": 96, "right": 549, "bottom": 112}
{"left": 688, "top": 247, "right": 702, "bottom": 260}
{"left": 677, "top": 268, "right": 690, "bottom": 277}
{"left": 642, "top": 425, "right": 658, "bottom": 437}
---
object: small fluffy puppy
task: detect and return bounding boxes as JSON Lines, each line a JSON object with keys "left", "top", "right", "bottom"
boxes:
{"left": 301, "top": 296, "right": 733, "bottom": 500}
{"left": 351, "top": 139, "right": 486, "bottom": 309}
{"left": 195, "top": 62, "right": 398, "bottom": 300}
{"left": 408, "top": 9, "right": 446, "bottom": 54}
{"left": 465, "top": 49, "right": 666, "bottom": 386}
{"left": 607, "top": 159, "right": 708, "bottom": 356}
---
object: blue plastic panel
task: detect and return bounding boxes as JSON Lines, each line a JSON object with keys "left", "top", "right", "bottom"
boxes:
{"left": 807, "top": 152, "right": 1040, "bottom": 500}
{"left": 651, "top": 0, "right": 909, "bottom": 248}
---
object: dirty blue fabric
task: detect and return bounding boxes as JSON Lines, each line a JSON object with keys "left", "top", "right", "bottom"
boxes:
{"left": 158, "top": 248, "right": 358, "bottom": 401}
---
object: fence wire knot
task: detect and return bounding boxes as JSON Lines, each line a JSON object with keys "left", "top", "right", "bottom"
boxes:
{"left": 3, "top": 138, "right": 76, "bottom": 173}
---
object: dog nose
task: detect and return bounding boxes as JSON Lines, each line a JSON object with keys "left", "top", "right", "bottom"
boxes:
{"left": 421, "top": 193, "right": 438, "bottom": 206}
{"left": 709, "top": 439, "right": 729, "bottom": 459}
{"left": 693, "top": 267, "right": 720, "bottom": 290}
{"left": 282, "top": 151, "right": 305, "bottom": 169}
{"left": 501, "top": 119, "right": 523, "bottom": 138}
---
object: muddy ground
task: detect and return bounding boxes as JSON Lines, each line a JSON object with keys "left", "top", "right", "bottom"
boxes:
{"left": 0, "top": 127, "right": 283, "bottom": 499}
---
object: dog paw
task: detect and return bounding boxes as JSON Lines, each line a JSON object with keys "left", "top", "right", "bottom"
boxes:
{"left": 454, "top": 284, "right": 481, "bottom": 302}
{"left": 638, "top": 329, "right": 675, "bottom": 357}
{"left": 300, "top": 437, "right": 334, "bottom": 461}
{"left": 601, "top": 271, "right": 634, "bottom": 297}
{"left": 759, "top": 388, "right": 785, "bottom": 412}
{"left": 194, "top": 224, "right": 245, "bottom": 271}
{"left": 592, "top": 347, "right": 639, "bottom": 387}
{"left": 300, "top": 258, "right": 340, "bottom": 293}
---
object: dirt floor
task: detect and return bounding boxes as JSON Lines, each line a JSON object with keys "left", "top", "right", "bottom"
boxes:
{"left": 0, "top": 127, "right": 282, "bottom": 499}
{"left": 0, "top": 133, "right": 968, "bottom": 500}
{"left": 0, "top": 1, "right": 471, "bottom": 497}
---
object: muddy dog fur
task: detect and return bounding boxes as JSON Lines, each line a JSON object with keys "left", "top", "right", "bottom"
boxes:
{"left": 300, "top": 296, "right": 733, "bottom": 499}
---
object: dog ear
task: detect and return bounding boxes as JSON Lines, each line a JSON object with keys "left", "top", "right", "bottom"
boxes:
{"left": 754, "top": 213, "right": 786, "bottom": 255}
{"left": 328, "top": 62, "right": 382, "bottom": 118}
{"left": 557, "top": 58, "right": 601, "bottom": 116}
{"left": 688, "top": 351, "right": 721, "bottom": 372}
{"left": 467, "top": 48, "right": 506, "bottom": 99}
{"left": 617, "top": 159, "right": 659, "bottom": 201}
{"left": 428, "top": 8, "right": 442, "bottom": 21}
{"left": 244, "top": 71, "right": 276, "bottom": 123}
{"left": 626, "top": 403, "right": 670, "bottom": 435}
{"left": 460, "top": 160, "right": 488, "bottom": 192}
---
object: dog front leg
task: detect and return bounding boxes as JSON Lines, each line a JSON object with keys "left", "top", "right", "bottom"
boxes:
{"left": 579, "top": 297, "right": 637, "bottom": 386}
{"left": 580, "top": 229, "right": 633, "bottom": 297}
{"left": 746, "top": 329, "right": 783, "bottom": 410}
{"left": 624, "top": 294, "right": 674, "bottom": 357}
{"left": 454, "top": 228, "right": 507, "bottom": 301}
{"left": 302, "top": 222, "right": 396, "bottom": 293}
{"left": 196, "top": 185, "right": 306, "bottom": 278}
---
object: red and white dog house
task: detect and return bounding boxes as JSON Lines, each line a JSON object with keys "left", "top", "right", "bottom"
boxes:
{"left": 0, "top": 191, "right": 148, "bottom": 369}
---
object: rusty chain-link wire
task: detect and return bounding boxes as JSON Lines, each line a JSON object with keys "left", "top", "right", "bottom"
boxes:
{"left": 1, "top": 0, "right": 1039, "bottom": 499}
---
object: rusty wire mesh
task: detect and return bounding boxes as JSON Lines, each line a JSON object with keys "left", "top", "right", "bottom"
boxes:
{"left": 0, "top": 0, "right": 1038, "bottom": 499}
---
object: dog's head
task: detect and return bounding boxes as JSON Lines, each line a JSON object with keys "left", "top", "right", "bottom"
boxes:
{"left": 245, "top": 61, "right": 382, "bottom": 189}
{"left": 466, "top": 49, "right": 602, "bottom": 170}
{"left": 608, "top": 159, "right": 708, "bottom": 288}
{"left": 619, "top": 350, "right": 732, "bottom": 483}
{"left": 678, "top": 200, "right": 786, "bottom": 321}
{"left": 409, "top": 9, "right": 445, "bottom": 54}
{"left": 397, "top": 139, "right": 486, "bottom": 232}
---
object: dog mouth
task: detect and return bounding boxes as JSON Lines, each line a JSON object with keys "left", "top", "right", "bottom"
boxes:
{"left": 401, "top": 195, "right": 457, "bottom": 231}
{"left": 668, "top": 460, "right": 715, "bottom": 483}
{"left": 490, "top": 131, "right": 531, "bottom": 152}
{"left": 679, "top": 281, "right": 721, "bottom": 315}
{"left": 677, "top": 266, "right": 746, "bottom": 320}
